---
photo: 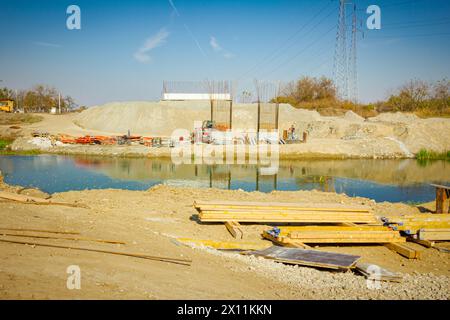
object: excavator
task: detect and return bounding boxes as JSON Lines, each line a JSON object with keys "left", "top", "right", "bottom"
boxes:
{"left": 0, "top": 99, "right": 14, "bottom": 113}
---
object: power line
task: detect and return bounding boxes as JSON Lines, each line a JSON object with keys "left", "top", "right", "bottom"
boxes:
{"left": 236, "top": 1, "right": 334, "bottom": 81}
{"left": 257, "top": 8, "right": 337, "bottom": 80}
{"left": 259, "top": 9, "right": 353, "bottom": 81}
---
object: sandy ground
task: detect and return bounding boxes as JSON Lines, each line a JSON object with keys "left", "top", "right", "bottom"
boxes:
{"left": 4, "top": 102, "right": 450, "bottom": 159}
{"left": 0, "top": 180, "right": 449, "bottom": 300}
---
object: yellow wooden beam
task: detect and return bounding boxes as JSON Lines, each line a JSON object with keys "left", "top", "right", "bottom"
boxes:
{"left": 176, "top": 238, "right": 271, "bottom": 251}
{"left": 224, "top": 221, "right": 243, "bottom": 239}
{"left": 407, "top": 238, "right": 435, "bottom": 248}
{"left": 385, "top": 243, "right": 421, "bottom": 259}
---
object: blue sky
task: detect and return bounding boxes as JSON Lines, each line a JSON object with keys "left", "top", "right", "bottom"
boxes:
{"left": 0, "top": 0, "right": 449, "bottom": 106}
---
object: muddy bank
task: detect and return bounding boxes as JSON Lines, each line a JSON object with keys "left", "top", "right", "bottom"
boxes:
{"left": 0, "top": 179, "right": 449, "bottom": 299}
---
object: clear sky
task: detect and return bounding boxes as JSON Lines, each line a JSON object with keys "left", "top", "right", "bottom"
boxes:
{"left": 0, "top": 0, "right": 449, "bottom": 106}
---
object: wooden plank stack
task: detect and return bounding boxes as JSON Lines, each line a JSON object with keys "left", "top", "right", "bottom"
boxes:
{"left": 262, "top": 225, "right": 405, "bottom": 246}
{"left": 382, "top": 214, "right": 450, "bottom": 241}
{"left": 194, "top": 200, "right": 379, "bottom": 224}
{"left": 193, "top": 200, "right": 429, "bottom": 259}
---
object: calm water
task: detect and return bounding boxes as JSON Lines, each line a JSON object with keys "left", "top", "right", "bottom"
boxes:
{"left": 0, "top": 155, "right": 449, "bottom": 203}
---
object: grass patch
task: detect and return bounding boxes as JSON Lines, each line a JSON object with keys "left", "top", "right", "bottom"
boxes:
{"left": 0, "top": 136, "right": 41, "bottom": 155}
{"left": 416, "top": 149, "right": 450, "bottom": 166}
{"left": 0, "top": 138, "right": 14, "bottom": 151}
{"left": 0, "top": 113, "right": 43, "bottom": 125}
{"left": 416, "top": 149, "right": 450, "bottom": 161}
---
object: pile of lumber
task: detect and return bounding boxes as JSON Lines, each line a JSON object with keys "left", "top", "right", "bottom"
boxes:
{"left": 194, "top": 200, "right": 379, "bottom": 224}
{"left": 382, "top": 214, "right": 450, "bottom": 241}
{"left": 263, "top": 225, "right": 405, "bottom": 247}
{"left": 193, "top": 200, "right": 426, "bottom": 259}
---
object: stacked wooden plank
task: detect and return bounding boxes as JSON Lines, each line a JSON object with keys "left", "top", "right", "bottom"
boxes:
{"left": 194, "top": 200, "right": 379, "bottom": 224}
{"left": 262, "top": 225, "right": 405, "bottom": 246}
{"left": 382, "top": 214, "right": 450, "bottom": 241}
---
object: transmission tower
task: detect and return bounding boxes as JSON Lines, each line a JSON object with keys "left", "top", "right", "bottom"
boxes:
{"left": 348, "top": 3, "right": 358, "bottom": 103}
{"left": 333, "top": 0, "right": 348, "bottom": 101}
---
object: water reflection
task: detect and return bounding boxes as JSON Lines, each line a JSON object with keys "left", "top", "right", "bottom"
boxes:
{"left": 0, "top": 155, "right": 448, "bottom": 203}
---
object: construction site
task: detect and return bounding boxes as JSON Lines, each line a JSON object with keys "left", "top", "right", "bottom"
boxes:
{"left": 0, "top": 0, "right": 449, "bottom": 303}
{"left": 0, "top": 77, "right": 449, "bottom": 300}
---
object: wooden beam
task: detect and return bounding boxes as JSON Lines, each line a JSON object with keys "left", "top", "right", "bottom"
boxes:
{"left": 224, "top": 221, "right": 243, "bottom": 239}
{"left": 0, "top": 191, "right": 88, "bottom": 208}
{"left": 0, "top": 238, "right": 191, "bottom": 266}
{"left": 385, "top": 243, "right": 421, "bottom": 259}
{"left": 199, "top": 213, "right": 378, "bottom": 224}
{"left": 194, "top": 200, "right": 370, "bottom": 212}
{"left": 0, "top": 227, "right": 79, "bottom": 235}
{"left": 0, "top": 233, "right": 125, "bottom": 245}
{"left": 407, "top": 238, "right": 435, "bottom": 248}
{"left": 418, "top": 229, "right": 450, "bottom": 241}
{"left": 176, "top": 238, "right": 271, "bottom": 251}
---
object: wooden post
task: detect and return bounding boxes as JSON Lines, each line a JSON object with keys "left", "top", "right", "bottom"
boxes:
{"left": 257, "top": 101, "right": 261, "bottom": 142}
{"left": 436, "top": 188, "right": 444, "bottom": 213}
{"left": 229, "top": 100, "right": 233, "bottom": 130}
{"left": 275, "top": 102, "right": 279, "bottom": 130}
{"left": 303, "top": 131, "right": 308, "bottom": 143}
{"left": 210, "top": 99, "right": 214, "bottom": 122}
{"left": 283, "top": 130, "right": 288, "bottom": 141}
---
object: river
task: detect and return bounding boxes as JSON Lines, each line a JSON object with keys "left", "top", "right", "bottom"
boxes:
{"left": 0, "top": 155, "right": 449, "bottom": 203}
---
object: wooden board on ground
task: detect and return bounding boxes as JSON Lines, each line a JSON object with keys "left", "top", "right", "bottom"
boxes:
{"left": 176, "top": 238, "right": 271, "bottom": 251}
{"left": 384, "top": 243, "right": 421, "bottom": 259}
{"left": 433, "top": 244, "right": 450, "bottom": 253}
{"left": 0, "top": 190, "right": 87, "bottom": 208}
{"left": 247, "top": 246, "right": 360, "bottom": 270}
{"left": 355, "top": 262, "right": 402, "bottom": 282}
{"left": 408, "top": 238, "right": 435, "bottom": 248}
{"left": 225, "top": 221, "right": 243, "bottom": 239}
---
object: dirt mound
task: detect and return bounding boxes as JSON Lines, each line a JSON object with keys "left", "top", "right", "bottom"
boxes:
{"left": 74, "top": 101, "right": 313, "bottom": 136}
{"left": 344, "top": 110, "right": 365, "bottom": 122}
{"left": 74, "top": 101, "right": 210, "bottom": 136}
{"left": 369, "top": 112, "right": 419, "bottom": 123}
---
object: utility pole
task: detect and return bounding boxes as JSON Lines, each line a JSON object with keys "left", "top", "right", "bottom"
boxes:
{"left": 333, "top": 0, "right": 349, "bottom": 101}
{"left": 58, "top": 93, "right": 61, "bottom": 114}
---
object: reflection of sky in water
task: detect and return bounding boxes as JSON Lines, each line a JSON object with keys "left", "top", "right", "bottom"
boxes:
{"left": 0, "top": 155, "right": 447, "bottom": 203}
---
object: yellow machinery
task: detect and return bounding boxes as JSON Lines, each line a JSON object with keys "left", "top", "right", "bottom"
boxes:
{"left": 0, "top": 99, "right": 14, "bottom": 113}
